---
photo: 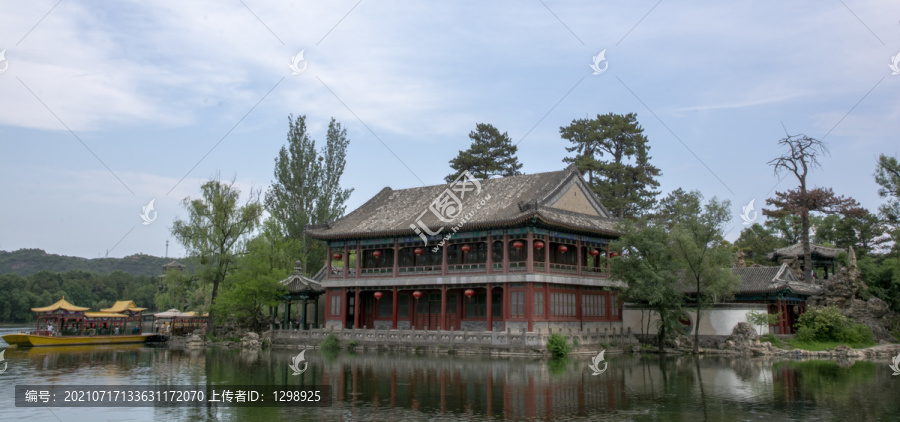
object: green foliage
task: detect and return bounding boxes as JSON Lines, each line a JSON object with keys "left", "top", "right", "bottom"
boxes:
{"left": 734, "top": 223, "right": 784, "bottom": 266}
{"left": 815, "top": 211, "right": 888, "bottom": 255}
{"left": 445, "top": 123, "right": 523, "bottom": 182}
{"left": 171, "top": 176, "right": 264, "bottom": 326}
{"left": 547, "top": 357, "right": 571, "bottom": 376}
{"left": 348, "top": 340, "right": 358, "bottom": 347}
{"left": 0, "top": 270, "right": 160, "bottom": 323}
{"left": 874, "top": 153, "right": 900, "bottom": 225}
{"left": 560, "top": 112, "right": 661, "bottom": 219}
{"left": 747, "top": 310, "right": 779, "bottom": 333}
{"left": 859, "top": 256, "right": 900, "bottom": 311}
{"left": 320, "top": 333, "right": 340, "bottom": 352}
{"left": 759, "top": 333, "right": 784, "bottom": 348}
{"left": 265, "top": 115, "right": 354, "bottom": 276}
{"left": 546, "top": 333, "right": 572, "bottom": 357}
{"left": 211, "top": 222, "right": 290, "bottom": 332}
{"left": 0, "top": 248, "right": 198, "bottom": 277}
{"left": 612, "top": 217, "right": 684, "bottom": 350}
{"left": 656, "top": 189, "right": 740, "bottom": 351}
{"left": 795, "top": 306, "right": 876, "bottom": 347}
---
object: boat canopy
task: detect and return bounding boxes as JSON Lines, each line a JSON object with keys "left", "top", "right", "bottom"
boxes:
{"left": 32, "top": 297, "right": 89, "bottom": 313}
{"left": 84, "top": 312, "right": 129, "bottom": 318}
{"left": 154, "top": 309, "right": 192, "bottom": 318}
{"left": 100, "top": 300, "right": 147, "bottom": 313}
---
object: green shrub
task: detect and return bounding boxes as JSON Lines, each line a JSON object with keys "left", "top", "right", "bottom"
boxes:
{"left": 547, "top": 333, "right": 571, "bottom": 357}
{"left": 759, "top": 333, "right": 784, "bottom": 349}
{"left": 319, "top": 333, "right": 340, "bottom": 352}
{"left": 795, "top": 306, "right": 875, "bottom": 347}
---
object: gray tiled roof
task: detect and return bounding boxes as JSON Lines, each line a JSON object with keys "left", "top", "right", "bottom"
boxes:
{"left": 679, "top": 263, "right": 821, "bottom": 296}
{"left": 767, "top": 243, "right": 845, "bottom": 261}
{"left": 280, "top": 261, "right": 325, "bottom": 294}
{"left": 306, "top": 165, "right": 622, "bottom": 240}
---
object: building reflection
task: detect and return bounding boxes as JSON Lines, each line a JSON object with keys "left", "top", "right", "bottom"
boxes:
{"left": 316, "top": 353, "right": 627, "bottom": 420}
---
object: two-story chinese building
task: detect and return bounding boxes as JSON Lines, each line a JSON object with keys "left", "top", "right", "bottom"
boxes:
{"left": 306, "top": 165, "right": 625, "bottom": 333}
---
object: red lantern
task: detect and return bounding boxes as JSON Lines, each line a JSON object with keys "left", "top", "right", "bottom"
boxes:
{"left": 589, "top": 249, "right": 600, "bottom": 256}
{"left": 609, "top": 252, "right": 619, "bottom": 257}
{"left": 372, "top": 250, "right": 382, "bottom": 258}
{"left": 412, "top": 291, "right": 423, "bottom": 301}
{"left": 557, "top": 245, "right": 568, "bottom": 253}
{"left": 534, "top": 240, "right": 545, "bottom": 250}
{"left": 414, "top": 248, "right": 424, "bottom": 255}
{"left": 512, "top": 241, "right": 524, "bottom": 249}
{"left": 464, "top": 289, "right": 475, "bottom": 302}
{"left": 373, "top": 291, "right": 383, "bottom": 300}
{"left": 333, "top": 253, "right": 343, "bottom": 260}
{"left": 461, "top": 244, "right": 471, "bottom": 252}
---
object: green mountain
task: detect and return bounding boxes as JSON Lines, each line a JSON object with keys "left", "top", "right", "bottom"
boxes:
{"left": 0, "top": 248, "right": 196, "bottom": 277}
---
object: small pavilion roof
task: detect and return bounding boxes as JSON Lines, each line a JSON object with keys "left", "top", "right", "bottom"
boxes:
{"left": 306, "top": 165, "right": 622, "bottom": 241}
{"left": 281, "top": 261, "right": 325, "bottom": 295}
{"left": 32, "top": 297, "right": 89, "bottom": 313}
{"left": 767, "top": 243, "right": 845, "bottom": 261}
{"left": 101, "top": 300, "right": 147, "bottom": 313}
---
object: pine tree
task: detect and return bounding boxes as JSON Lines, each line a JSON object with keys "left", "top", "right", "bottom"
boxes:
{"left": 445, "top": 123, "right": 523, "bottom": 182}
{"left": 560, "top": 112, "right": 661, "bottom": 219}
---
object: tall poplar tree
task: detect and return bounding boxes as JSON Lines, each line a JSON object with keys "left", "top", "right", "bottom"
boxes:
{"left": 265, "top": 115, "right": 353, "bottom": 275}
{"left": 561, "top": 112, "right": 661, "bottom": 219}
{"left": 445, "top": 123, "right": 523, "bottom": 182}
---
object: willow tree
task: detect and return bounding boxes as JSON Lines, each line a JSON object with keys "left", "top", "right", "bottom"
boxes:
{"left": 561, "top": 112, "right": 661, "bottom": 219}
{"left": 170, "top": 176, "right": 263, "bottom": 327}
{"left": 657, "top": 189, "right": 739, "bottom": 352}
{"left": 265, "top": 115, "right": 353, "bottom": 275}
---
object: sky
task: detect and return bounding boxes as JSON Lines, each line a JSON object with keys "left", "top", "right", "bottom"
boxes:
{"left": 1, "top": 0, "right": 899, "bottom": 260}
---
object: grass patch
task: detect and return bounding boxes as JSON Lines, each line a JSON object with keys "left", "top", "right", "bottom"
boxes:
{"left": 547, "top": 333, "right": 571, "bottom": 358}
{"left": 759, "top": 333, "right": 785, "bottom": 349}
{"left": 319, "top": 333, "right": 340, "bottom": 352}
{"left": 787, "top": 338, "right": 874, "bottom": 351}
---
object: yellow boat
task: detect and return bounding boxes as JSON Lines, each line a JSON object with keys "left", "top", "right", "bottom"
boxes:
{"left": 2, "top": 296, "right": 164, "bottom": 348}
{"left": 5, "top": 333, "right": 160, "bottom": 347}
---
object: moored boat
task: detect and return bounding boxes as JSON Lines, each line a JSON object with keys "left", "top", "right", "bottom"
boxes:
{"left": 1, "top": 296, "right": 165, "bottom": 348}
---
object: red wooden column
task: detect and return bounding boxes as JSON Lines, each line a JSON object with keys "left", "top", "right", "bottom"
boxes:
{"left": 486, "top": 283, "right": 493, "bottom": 332}
{"left": 576, "top": 239, "right": 582, "bottom": 275}
{"left": 343, "top": 245, "right": 349, "bottom": 279}
{"left": 441, "top": 242, "right": 448, "bottom": 276}
{"left": 526, "top": 232, "right": 535, "bottom": 272}
{"left": 354, "top": 289, "right": 361, "bottom": 329}
{"left": 340, "top": 287, "right": 347, "bottom": 328}
{"left": 525, "top": 282, "right": 534, "bottom": 332}
{"left": 440, "top": 285, "right": 447, "bottom": 330}
{"left": 502, "top": 234, "right": 510, "bottom": 273}
{"left": 544, "top": 237, "right": 550, "bottom": 273}
{"left": 393, "top": 240, "right": 399, "bottom": 277}
{"left": 486, "top": 234, "right": 493, "bottom": 274}
{"left": 326, "top": 246, "right": 333, "bottom": 279}
{"left": 545, "top": 284, "right": 551, "bottom": 320}
{"left": 355, "top": 243, "right": 361, "bottom": 279}
{"left": 501, "top": 283, "right": 507, "bottom": 330}
{"left": 392, "top": 286, "right": 399, "bottom": 329}
{"left": 576, "top": 286, "right": 583, "bottom": 330}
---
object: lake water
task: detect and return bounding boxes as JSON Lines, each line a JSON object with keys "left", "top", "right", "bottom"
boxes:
{"left": 1, "top": 326, "right": 899, "bottom": 421}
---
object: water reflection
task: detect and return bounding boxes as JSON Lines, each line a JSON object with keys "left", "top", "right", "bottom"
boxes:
{"left": 1, "top": 343, "right": 899, "bottom": 421}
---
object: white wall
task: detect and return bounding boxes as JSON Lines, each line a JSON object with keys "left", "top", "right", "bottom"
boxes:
{"left": 623, "top": 304, "right": 769, "bottom": 337}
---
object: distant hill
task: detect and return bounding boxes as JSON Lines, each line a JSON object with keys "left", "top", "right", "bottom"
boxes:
{"left": 0, "top": 248, "right": 196, "bottom": 277}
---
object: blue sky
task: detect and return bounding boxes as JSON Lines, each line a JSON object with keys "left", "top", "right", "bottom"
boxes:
{"left": 1, "top": 1, "right": 898, "bottom": 259}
